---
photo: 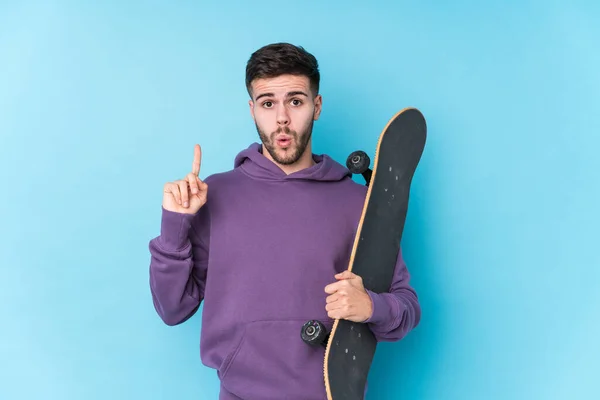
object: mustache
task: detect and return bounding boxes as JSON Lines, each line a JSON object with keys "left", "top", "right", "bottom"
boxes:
{"left": 272, "top": 126, "right": 297, "bottom": 137}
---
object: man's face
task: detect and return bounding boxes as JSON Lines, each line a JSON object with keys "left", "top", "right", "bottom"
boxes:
{"left": 248, "top": 74, "right": 322, "bottom": 166}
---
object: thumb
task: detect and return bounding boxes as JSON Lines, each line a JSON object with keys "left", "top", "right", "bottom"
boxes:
{"left": 335, "top": 270, "right": 355, "bottom": 280}
{"left": 196, "top": 177, "right": 208, "bottom": 190}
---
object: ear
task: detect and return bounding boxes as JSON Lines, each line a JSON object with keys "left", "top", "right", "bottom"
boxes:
{"left": 249, "top": 99, "right": 255, "bottom": 119}
{"left": 313, "top": 94, "right": 323, "bottom": 121}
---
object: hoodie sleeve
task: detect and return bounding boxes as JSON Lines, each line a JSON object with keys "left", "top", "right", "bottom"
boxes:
{"left": 148, "top": 206, "right": 210, "bottom": 326}
{"left": 363, "top": 248, "right": 421, "bottom": 342}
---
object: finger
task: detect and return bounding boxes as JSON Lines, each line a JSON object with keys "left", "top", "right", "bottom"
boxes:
{"left": 192, "top": 144, "right": 202, "bottom": 176}
{"left": 326, "top": 297, "right": 346, "bottom": 311}
{"left": 166, "top": 183, "right": 181, "bottom": 205}
{"left": 328, "top": 309, "right": 345, "bottom": 320}
{"left": 178, "top": 180, "right": 189, "bottom": 207}
{"left": 324, "top": 281, "right": 342, "bottom": 294}
{"left": 197, "top": 176, "right": 208, "bottom": 191}
{"left": 326, "top": 293, "right": 340, "bottom": 304}
{"left": 187, "top": 173, "right": 199, "bottom": 195}
{"left": 329, "top": 301, "right": 356, "bottom": 320}
{"left": 335, "top": 270, "right": 355, "bottom": 280}
{"left": 325, "top": 301, "right": 340, "bottom": 312}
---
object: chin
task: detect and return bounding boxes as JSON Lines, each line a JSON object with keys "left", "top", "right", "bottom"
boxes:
{"left": 274, "top": 148, "right": 302, "bottom": 165}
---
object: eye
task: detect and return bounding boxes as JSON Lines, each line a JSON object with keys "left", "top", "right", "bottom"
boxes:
{"left": 262, "top": 101, "right": 273, "bottom": 108}
{"left": 291, "top": 99, "right": 303, "bottom": 106}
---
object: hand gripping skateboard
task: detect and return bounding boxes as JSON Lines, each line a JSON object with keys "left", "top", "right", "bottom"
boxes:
{"left": 301, "top": 107, "right": 427, "bottom": 399}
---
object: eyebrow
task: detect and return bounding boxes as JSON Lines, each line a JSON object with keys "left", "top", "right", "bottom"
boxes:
{"left": 255, "top": 91, "right": 309, "bottom": 101}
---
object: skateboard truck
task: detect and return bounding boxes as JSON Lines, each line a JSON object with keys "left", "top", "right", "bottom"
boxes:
{"left": 301, "top": 320, "right": 330, "bottom": 347}
{"left": 346, "top": 150, "right": 372, "bottom": 186}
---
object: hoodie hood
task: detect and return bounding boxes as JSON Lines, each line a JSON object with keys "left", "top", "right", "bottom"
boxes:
{"left": 234, "top": 142, "right": 351, "bottom": 182}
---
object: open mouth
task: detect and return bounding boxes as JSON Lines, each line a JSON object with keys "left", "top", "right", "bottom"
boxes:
{"left": 276, "top": 136, "right": 293, "bottom": 148}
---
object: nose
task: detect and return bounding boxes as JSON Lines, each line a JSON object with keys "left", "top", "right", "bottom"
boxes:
{"left": 276, "top": 104, "right": 290, "bottom": 126}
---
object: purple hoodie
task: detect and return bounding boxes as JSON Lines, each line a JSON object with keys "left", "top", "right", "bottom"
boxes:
{"left": 148, "top": 143, "right": 421, "bottom": 399}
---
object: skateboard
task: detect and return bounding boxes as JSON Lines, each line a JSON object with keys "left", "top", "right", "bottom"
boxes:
{"left": 300, "top": 107, "right": 427, "bottom": 399}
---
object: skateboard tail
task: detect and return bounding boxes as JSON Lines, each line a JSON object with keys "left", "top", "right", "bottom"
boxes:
{"left": 323, "top": 107, "right": 427, "bottom": 400}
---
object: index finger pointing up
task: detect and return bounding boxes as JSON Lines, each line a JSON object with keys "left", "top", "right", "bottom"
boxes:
{"left": 192, "top": 144, "right": 201, "bottom": 176}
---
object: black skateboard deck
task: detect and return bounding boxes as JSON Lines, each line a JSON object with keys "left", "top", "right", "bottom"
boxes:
{"left": 301, "top": 107, "right": 427, "bottom": 399}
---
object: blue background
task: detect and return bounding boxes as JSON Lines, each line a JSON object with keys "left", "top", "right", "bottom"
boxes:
{"left": 1, "top": 1, "right": 599, "bottom": 399}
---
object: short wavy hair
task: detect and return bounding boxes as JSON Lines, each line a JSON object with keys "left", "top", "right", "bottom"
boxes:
{"left": 245, "top": 42, "right": 320, "bottom": 98}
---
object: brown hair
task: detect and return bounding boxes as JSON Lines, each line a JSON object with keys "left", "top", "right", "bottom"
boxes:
{"left": 245, "top": 43, "right": 320, "bottom": 98}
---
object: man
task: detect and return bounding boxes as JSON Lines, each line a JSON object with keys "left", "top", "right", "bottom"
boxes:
{"left": 148, "top": 43, "right": 421, "bottom": 400}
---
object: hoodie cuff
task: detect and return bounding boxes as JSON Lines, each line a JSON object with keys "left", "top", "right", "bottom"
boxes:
{"left": 158, "top": 207, "right": 195, "bottom": 250}
{"left": 363, "top": 289, "right": 396, "bottom": 328}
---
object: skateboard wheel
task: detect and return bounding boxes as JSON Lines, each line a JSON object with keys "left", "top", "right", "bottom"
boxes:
{"left": 346, "top": 151, "right": 370, "bottom": 174}
{"left": 301, "top": 320, "right": 329, "bottom": 347}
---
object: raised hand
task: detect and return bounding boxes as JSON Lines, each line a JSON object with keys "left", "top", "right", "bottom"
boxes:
{"left": 162, "top": 144, "right": 208, "bottom": 214}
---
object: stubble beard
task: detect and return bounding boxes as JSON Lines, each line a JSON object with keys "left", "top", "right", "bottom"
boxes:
{"left": 256, "top": 119, "right": 314, "bottom": 165}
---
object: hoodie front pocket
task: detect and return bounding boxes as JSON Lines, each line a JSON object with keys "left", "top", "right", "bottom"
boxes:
{"left": 220, "top": 319, "right": 332, "bottom": 400}
{"left": 218, "top": 324, "right": 247, "bottom": 380}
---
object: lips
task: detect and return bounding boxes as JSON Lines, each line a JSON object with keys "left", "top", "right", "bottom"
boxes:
{"left": 275, "top": 135, "right": 292, "bottom": 147}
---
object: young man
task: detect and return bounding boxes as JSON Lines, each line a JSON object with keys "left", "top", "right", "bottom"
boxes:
{"left": 148, "top": 43, "right": 421, "bottom": 400}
